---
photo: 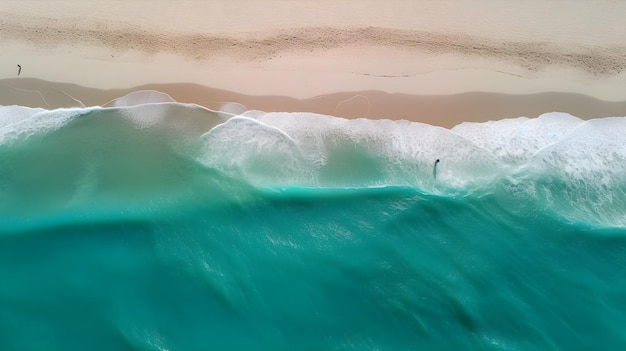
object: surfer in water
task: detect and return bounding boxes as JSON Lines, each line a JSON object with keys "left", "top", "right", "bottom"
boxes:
{"left": 17, "top": 64, "right": 21, "bottom": 76}
{"left": 433, "top": 159, "right": 440, "bottom": 179}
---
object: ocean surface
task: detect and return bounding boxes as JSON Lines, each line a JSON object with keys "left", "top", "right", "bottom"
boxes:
{"left": 1, "top": 92, "right": 626, "bottom": 350}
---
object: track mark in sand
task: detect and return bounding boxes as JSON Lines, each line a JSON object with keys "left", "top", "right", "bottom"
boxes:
{"left": 353, "top": 68, "right": 529, "bottom": 79}
{"left": 492, "top": 70, "right": 528, "bottom": 79}
{"left": 353, "top": 73, "right": 414, "bottom": 78}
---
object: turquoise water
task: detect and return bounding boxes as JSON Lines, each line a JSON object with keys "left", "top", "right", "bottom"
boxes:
{"left": 1, "top": 101, "right": 626, "bottom": 350}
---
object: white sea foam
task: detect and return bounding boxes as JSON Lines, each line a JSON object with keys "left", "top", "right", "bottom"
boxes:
{"left": 0, "top": 105, "right": 46, "bottom": 128}
{"left": 528, "top": 117, "right": 626, "bottom": 225}
{"left": 0, "top": 106, "right": 93, "bottom": 145}
{"left": 200, "top": 116, "right": 309, "bottom": 184}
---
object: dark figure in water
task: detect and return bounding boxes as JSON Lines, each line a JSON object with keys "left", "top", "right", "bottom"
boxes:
{"left": 17, "top": 64, "right": 21, "bottom": 76}
{"left": 433, "top": 159, "right": 440, "bottom": 179}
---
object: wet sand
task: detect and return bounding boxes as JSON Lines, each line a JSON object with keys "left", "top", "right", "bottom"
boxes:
{"left": 3, "top": 78, "right": 626, "bottom": 129}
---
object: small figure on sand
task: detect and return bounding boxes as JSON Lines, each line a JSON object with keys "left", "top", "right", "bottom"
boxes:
{"left": 17, "top": 64, "right": 21, "bottom": 76}
{"left": 433, "top": 159, "right": 440, "bottom": 179}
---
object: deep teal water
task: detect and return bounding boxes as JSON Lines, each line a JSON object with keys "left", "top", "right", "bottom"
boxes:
{"left": 1, "top": 104, "right": 625, "bottom": 350}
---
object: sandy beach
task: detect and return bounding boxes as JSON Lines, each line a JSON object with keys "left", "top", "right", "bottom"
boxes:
{"left": 2, "top": 0, "right": 626, "bottom": 127}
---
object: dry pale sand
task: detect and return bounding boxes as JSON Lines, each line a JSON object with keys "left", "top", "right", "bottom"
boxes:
{"left": 2, "top": 1, "right": 626, "bottom": 126}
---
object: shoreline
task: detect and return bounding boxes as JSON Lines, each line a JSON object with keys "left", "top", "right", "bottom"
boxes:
{"left": 3, "top": 78, "right": 626, "bottom": 129}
